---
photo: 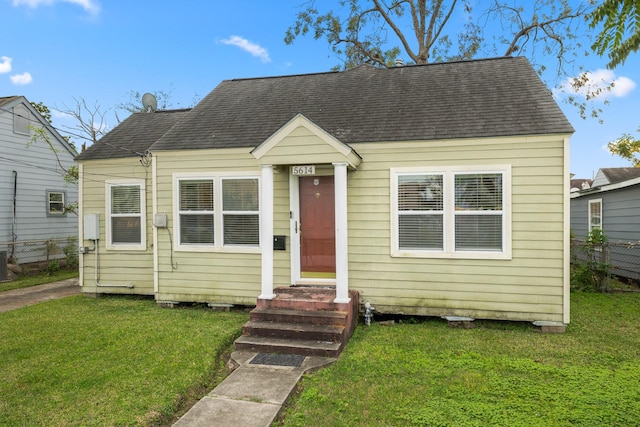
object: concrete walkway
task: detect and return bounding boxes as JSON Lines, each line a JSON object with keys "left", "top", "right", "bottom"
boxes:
{"left": 173, "top": 351, "right": 335, "bottom": 427}
{"left": 0, "top": 278, "right": 79, "bottom": 313}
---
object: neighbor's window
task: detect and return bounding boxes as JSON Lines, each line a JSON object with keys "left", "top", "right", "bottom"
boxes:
{"left": 107, "top": 181, "right": 145, "bottom": 249}
{"left": 175, "top": 174, "right": 260, "bottom": 250}
{"left": 588, "top": 199, "right": 602, "bottom": 232}
{"left": 46, "top": 190, "right": 66, "bottom": 216}
{"left": 392, "top": 166, "right": 511, "bottom": 259}
{"left": 13, "top": 104, "right": 30, "bottom": 135}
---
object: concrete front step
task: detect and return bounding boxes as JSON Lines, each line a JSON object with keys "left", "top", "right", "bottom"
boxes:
{"left": 249, "top": 307, "right": 348, "bottom": 326}
{"left": 234, "top": 335, "right": 343, "bottom": 358}
{"left": 242, "top": 320, "right": 345, "bottom": 342}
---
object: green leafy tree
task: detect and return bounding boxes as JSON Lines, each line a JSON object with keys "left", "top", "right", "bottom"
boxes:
{"left": 285, "top": 0, "right": 591, "bottom": 75}
{"left": 30, "top": 101, "right": 52, "bottom": 123}
{"left": 590, "top": 0, "right": 640, "bottom": 69}
{"left": 590, "top": 0, "right": 640, "bottom": 166}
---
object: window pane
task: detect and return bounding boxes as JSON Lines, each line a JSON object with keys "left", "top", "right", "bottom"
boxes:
{"left": 398, "top": 175, "right": 443, "bottom": 211}
{"left": 180, "top": 180, "right": 213, "bottom": 211}
{"left": 180, "top": 214, "right": 214, "bottom": 244}
{"left": 399, "top": 215, "right": 443, "bottom": 249}
{"left": 49, "top": 192, "right": 64, "bottom": 214}
{"left": 111, "top": 186, "right": 141, "bottom": 214}
{"left": 455, "top": 215, "right": 502, "bottom": 251}
{"left": 455, "top": 174, "right": 502, "bottom": 210}
{"left": 111, "top": 217, "right": 141, "bottom": 244}
{"left": 224, "top": 214, "right": 259, "bottom": 245}
{"left": 223, "top": 179, "right": 259, "bottom": 211}
{"left": 590, "top": 202, "right": 601, "bottom": 227}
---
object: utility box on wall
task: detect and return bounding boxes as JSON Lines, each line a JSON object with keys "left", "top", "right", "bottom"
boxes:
{"left": 273, "top": 235, "right": 286, "bottom": 251}
{"left": 84, "top": 214, "right": 100, "bottom": 240}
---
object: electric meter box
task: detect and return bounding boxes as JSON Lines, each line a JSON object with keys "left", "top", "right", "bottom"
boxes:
{"left": 84, "top": 214, "right": 100, "bottom": 240}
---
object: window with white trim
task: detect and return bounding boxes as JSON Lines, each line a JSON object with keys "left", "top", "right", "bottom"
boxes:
{"left": 46, "top": 190, "right": 66, "bottom": 216}
{"left": 392, "top": 166, "right": 511, "bottom": 259}
{"left": 175, "top": 174, "right": 260, "bottom": 250}
{"left": 222, "top": 178, "right": 260, "bottom": 246}
{"left": 106, "top": 181, "right": 145, "bottom": 249}
{"left": 588, "top": 199, "right": 602, "bottom": 232}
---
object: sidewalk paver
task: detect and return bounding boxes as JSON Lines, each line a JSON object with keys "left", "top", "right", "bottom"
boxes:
{"left": 173, "top": 351, "right": 335, "bottom": 427}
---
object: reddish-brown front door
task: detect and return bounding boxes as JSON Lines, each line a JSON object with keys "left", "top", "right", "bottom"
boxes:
{"left": 299, "top": 176, "right": 335, "bottom": 277}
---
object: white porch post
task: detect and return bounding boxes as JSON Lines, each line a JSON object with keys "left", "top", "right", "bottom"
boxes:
{"left": 333, "top": 162, "right": 350, "bottom": 303}
{"left": 259, "top": 164, "right": 276, "bottom": 300}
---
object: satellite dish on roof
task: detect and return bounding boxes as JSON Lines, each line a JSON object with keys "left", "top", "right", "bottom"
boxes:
{"left": 141, "top": 93, "right": 157, "bottom": 113}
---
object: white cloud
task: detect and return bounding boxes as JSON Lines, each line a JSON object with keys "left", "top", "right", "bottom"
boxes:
{"left": 12, "top": 0, "right": 100, "bottom": 15}
{"left": 0, "top": 56, "right": 12, "bottom": 73}
{"left": 220, "top": 35, "right": 271, "bottom": 63}
{"left": 558, "top": 69, "right": 636, "bottom": 101}
{"left": 10, "top": 72, "right": 33, "bottom": 85}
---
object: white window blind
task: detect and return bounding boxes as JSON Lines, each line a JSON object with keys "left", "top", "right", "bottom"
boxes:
{"left": 454, "top": 173, "right": 503, "bottom": 251}
{"left": 179, "top": 179, "right": 215, "bottom": 245}
{"left": 110, "top": 184, "right": 142, "bottom": 244}
{"left": 222, "top": 178, "right": 259, "bottom": 246}
{"left": 393, "top": 166, "right": 509, "bottom": 258}
{"left": 398, "top": 174, "right": 443, "bottom": 249}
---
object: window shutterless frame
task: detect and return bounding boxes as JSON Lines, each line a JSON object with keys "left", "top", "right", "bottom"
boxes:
{"left": 105, "top": 180, "right": 146, "bottom": 250}
{"left": 173, "top": 172, "right": 261, "bottom": 253}
{"left": 391, "top": 165, "right": 512, "bottom": 260}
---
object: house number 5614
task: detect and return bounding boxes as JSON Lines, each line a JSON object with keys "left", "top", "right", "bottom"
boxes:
{"left": 292, "top": 165, "right": 315, "bottom": 175}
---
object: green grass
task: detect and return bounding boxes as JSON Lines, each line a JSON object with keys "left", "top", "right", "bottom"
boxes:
{"left": 277, "top": 292, "right": 640, "bottom": 427}
{"left": 0, "top": 296, "right": 247, "bottom": 426}
{"left": 0, "top": 269, "right": 78, "bottom": 292}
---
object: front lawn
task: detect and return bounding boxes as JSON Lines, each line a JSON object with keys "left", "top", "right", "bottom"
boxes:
{"left": 0, "top": 296, "right": 247, "bottom": 426}
{"left": 277, "top": 292, "right": 640, "bottom": 426}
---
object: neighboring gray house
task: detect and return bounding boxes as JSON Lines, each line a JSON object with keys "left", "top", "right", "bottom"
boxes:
{"left": 0, "top": 96, "right": 78, "bottom": 266}
{"left": 571, "top": 167, "right": 640, "bottom": 280}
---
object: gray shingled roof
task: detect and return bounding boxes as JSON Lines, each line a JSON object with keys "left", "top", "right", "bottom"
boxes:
{"left": 76, "top": 109, "right": 191, "bottom": 160}
{"left": 77, "top": 56, "right": 573, "bottom": 161}
{"left": 0, "top": 96, "right": 20, "bottom": 107}
{"left": 600, "top": 167, "right": 640, "bottom": 185}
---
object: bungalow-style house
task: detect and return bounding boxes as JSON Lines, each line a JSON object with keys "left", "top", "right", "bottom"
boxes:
{"left": 76, "top": 56, "right": 573, "bottom": 342}
{"left": 571, "top": 167, "right": 640, "bottom": 280}
{"left": 0, "top": 96, "right": 78, "bottom": 272}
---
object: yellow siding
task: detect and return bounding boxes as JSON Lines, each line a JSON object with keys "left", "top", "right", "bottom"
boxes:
{"left": 346, "top": 135, "right": 567, "bottom": 322}
{"left": 79, "top": 158, "right": 154, "bottom": 295}
{"left": 79, "top": 133, "right": 568, "bottom": 322}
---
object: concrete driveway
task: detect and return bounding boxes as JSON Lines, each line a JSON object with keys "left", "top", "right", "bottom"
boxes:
{"left": 0, "top": 278, "right": 80, "bottom": 313}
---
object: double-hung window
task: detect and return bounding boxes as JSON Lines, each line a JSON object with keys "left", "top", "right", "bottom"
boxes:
{"left": 174, "top": 173, "right": 260, "bottom": 251}
{"left": 106, "top": 180, "right": 146, "bottom": 250}
{"left": 392, "top": 166, "right": 511, "bottom": 259}
{"left": 46, "top": 190, "right": 66, "bottom": 216}
{"left": 588, "top": 199, "right": 602, "bottom": 232}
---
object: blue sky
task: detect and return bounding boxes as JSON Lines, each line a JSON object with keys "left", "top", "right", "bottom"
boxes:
{"left": 2, "top": 0, "right": 639, "bottom": 179}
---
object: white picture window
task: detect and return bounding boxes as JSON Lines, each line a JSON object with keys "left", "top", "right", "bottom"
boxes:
{"left": 588, "top": 199, "right": 602, "bottom": 232}
{"left": 174, "top": 173, "right": 260, "bottom": 251}
{"left": 106, "top": 181, "right": 146, "bottom": 250}
{"left": 392, "top": 165, "right": 511, "bottom": 259}
{"left": 46, "top": 190, "right": 66, "bottom": 216}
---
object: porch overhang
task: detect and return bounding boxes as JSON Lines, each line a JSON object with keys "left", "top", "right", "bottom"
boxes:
{"left": 251, "top": 113, "right": 362, "bottom": 169}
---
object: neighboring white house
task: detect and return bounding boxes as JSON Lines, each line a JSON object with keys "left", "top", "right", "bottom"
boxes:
{"left": 0, "top": 96, "right": 78, "bottom": 267}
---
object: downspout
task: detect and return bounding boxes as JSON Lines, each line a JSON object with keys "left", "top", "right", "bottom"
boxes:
{"left": 10, "top": 171, "right": 17, "bottom": 262}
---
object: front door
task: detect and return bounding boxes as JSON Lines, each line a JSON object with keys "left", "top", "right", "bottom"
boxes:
{"left": 299, "top": 176, "right": 335, "bottom": 278}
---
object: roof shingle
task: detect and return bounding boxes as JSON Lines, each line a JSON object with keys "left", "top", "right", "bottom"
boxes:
{"left": 77, "top": 56, "right": 573, "bottom": 161}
